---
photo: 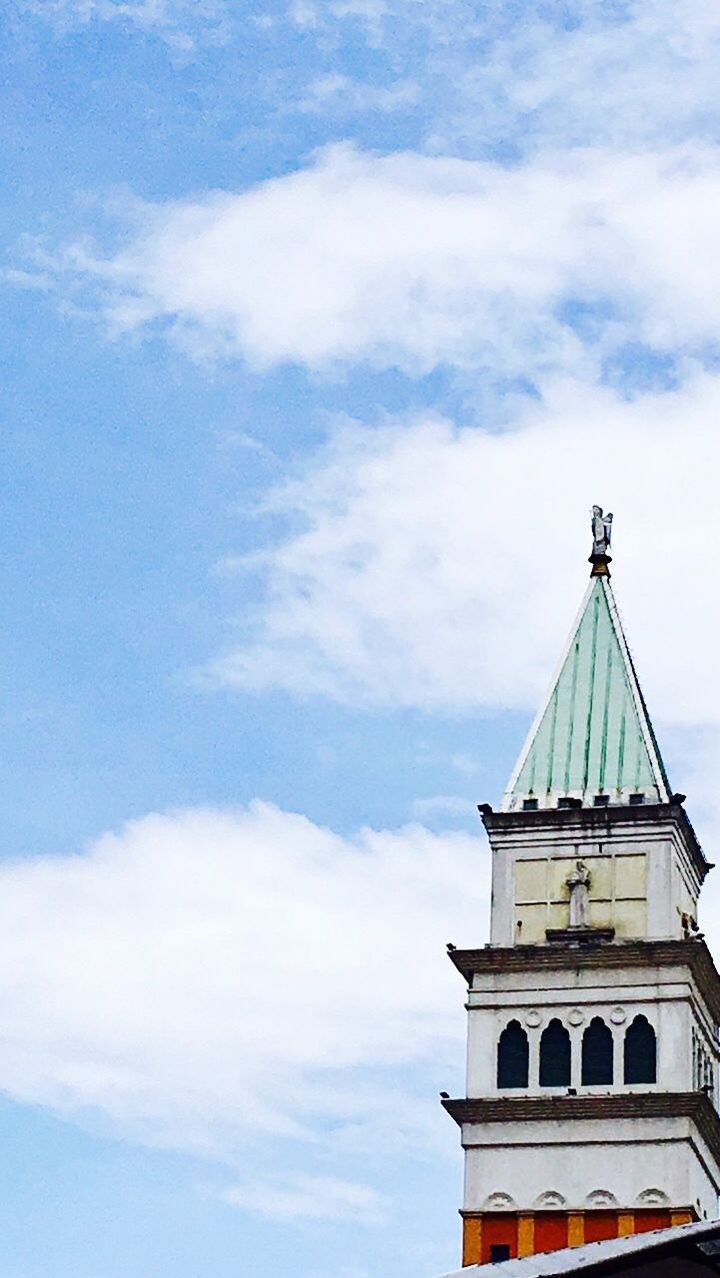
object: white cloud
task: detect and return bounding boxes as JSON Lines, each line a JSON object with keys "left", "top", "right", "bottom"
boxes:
{"left": 222, "top": 1174, "right": 386, "bottom": 1224}
{"left": 0, "top": 802, "right": 482, "bottom": 1158}
{"left": 209, "top": 372, "right": 720, "bottom": 740}
{"left": 39, "top": 143, "right": 720, "bottom": 378}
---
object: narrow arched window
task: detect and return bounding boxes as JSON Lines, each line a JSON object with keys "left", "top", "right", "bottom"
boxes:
{"left": 624, "top": 1015, "right": 657, "bottom": 1084}
{"left": 497, "top": 1020, "right": 529, "bottom": 1089}
{"left": 539, "top": 1018, "right": 571, "bottom": 1087}
{"left": 582, "top": 1017, "right": 614, "bottom": 1086}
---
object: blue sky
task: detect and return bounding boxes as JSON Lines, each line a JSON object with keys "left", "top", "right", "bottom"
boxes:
{"left": 4, "top": 3, "right": 720, "bottom": 1277}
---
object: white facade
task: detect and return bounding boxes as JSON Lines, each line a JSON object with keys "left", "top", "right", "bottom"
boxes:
{"left": 448, "top": 800, "right": 720, "bottom": 1225}
{"left": 460, "top": 951, "right": 720, "bottom": 1219}
{"left": 462, "top": 1117, "right": 719, "bottom": 1222}
{"left": 466, "top": 960, "right": 717, "bottom": 1099}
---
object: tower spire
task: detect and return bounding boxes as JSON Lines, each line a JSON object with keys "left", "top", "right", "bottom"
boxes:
{"left": 503, "top": 511, "right": 670, "bottom": 811}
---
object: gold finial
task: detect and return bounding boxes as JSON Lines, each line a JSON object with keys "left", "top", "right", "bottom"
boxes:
{"left": 589, "top": 505, "right": 613, "bottom": 577}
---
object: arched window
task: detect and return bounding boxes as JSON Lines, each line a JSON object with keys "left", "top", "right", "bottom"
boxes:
{"left": 497, "top": 1020, "right": 529, "bottom": 1089}
{"left": 539, "top": 1018, "right": 571, "bottom": 1087}
{"left": 582, "top": 1017, "right": 614, "bottom": 1086}
{"left": 624, "top": 1015, "right": 657, "bottom": 1084}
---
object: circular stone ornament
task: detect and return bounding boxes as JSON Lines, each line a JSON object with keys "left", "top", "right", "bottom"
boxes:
{"left": 610, "top": 1007, "right": 627, "bottom": 1024}
{"left": 524, "top": 1010, "right": 542, "bottom": 1028}
{"left": 568, "top": 1008, "right": 586, "bottom": 1027}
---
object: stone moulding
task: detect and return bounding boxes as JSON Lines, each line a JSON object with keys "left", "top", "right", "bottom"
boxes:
{"left": 448, "top": 938, "right": 720, "bottom": 1022}
{"left": 481, "top": 801, "right": 710, "bottom": 882}
{"left": 441, "top": 1091, "right": 720, "bottom": 1168}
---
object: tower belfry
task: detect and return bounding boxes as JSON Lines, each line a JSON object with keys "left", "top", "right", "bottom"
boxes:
{"left": 443, "top": 511, "right": 720, "bottom": 1267}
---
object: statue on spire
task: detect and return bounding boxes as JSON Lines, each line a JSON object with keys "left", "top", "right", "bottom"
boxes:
{"left": 589, "top": 505, "right": 613, "bottom": 576}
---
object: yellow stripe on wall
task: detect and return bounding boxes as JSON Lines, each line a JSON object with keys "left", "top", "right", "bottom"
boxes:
{"left": 567, "top": 1214, "right": 584, "bottom": 1248}
{"left": 462, "top": 1218, "right": 482, "bottom": 1267}
{"left": 518, "top": 1215, "right": 535, "bottom": 1257}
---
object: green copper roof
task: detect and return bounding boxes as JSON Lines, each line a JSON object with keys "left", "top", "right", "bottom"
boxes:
{"left": 503, "top": 576, "right": 671, "bottom": 810}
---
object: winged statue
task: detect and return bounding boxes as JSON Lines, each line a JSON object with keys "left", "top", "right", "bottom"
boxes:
{"left": 591, "top": 505, "right": 613, "bottom": 557}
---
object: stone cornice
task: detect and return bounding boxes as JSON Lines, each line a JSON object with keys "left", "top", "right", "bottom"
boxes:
{"left": 481, "top": 801, "right": 710, "bottom": 880}
{"left": 442, "top": 1091, "right": 720, "bottom": 1168}
{"left": 448, "top": 938, "right": 720, "bottom": 1023}
{"left": 483, "top": 800, "right": 693, "bottom": 836}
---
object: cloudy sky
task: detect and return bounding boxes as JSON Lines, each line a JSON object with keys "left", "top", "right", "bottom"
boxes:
{"left": 4, "top": 2, "right": 720, "bottom": 1276}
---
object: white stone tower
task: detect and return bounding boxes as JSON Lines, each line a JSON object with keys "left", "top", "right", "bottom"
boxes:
{"left": 443, "top": 511, "right": 720, "bottom": 1266}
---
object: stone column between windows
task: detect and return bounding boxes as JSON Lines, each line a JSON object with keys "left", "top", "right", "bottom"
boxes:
{"left": 570, "top": 1027, "right": 583, "bottom": 1090}
{"left": 612, "top": 1025, "right": 624, "bottom": 1086}
{"left": 528, "top": 1029, "right": 541, "bottom": 1090}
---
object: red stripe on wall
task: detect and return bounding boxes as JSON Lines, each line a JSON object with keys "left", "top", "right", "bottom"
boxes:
{"left": 534, "top": 1214, "right": 569, "bottom": 1254}
{"left": 584, "top": 1212, "right": 620, "bottom": 1243}
{"left": 633, "top": 1211, "right": 671, "bottom": 1234}
{"left": 481, "top": 1214, "right": 519, "bottom": 1263}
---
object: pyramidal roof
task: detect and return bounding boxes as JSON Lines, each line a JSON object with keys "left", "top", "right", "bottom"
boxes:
{"left": 503, "top": 570, "right": 671, "bottom": 813}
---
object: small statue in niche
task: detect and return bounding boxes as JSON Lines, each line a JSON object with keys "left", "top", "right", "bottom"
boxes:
{"left": 591, "top": 506, "right": 613, "bottom": 558}
{"left": 567, "top": 861, "right": 591, "bottom": 928}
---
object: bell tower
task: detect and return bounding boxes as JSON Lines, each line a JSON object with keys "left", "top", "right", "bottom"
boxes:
{"left": 443, "top": 511, "right": 720, "bottom": 1267}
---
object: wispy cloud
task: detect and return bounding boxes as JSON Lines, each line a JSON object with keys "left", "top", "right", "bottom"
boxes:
{"left": 222, "top": 1174, "right": 386, "bottom": 1224}
{"left": 298, "top": 74, "right": 420, "bottom": 115}
{"left": 207, "top": 372, "right": 720, "bottom": 735}
{"left": 15, "top": 0, "right": 720, "bottom": 152}
{"left": 31, "top": 143, "right": 720, "bottom": 384}
{"left": 288, "top": 1, "right": 720, "bottom": 152}
{"left": 412, "top": 797, "right": 477, "bottom": 822}
{"left": 16, "top": 0, "right": 229, "bottom": 50}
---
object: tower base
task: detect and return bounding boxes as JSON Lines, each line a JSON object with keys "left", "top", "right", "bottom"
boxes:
{"left": 461, "top": 1208, "right": 696, "bottom": 1266}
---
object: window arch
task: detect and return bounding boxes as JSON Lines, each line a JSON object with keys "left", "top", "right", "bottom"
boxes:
{"left": 483, "top": 1192, "right": 517, "bottom": 1210}
{"left": 585, "top": 1190, "right": 618, "bottom": 1207}
{"left": 534, "top": 1190, "right": 567, "bottom": 1208}
{"left": 497, "top": 1020, "right": 529, "bottom": 1089}
{"left": 624, "top": 1015, "right": 657, "bottom": 1084}
{"left": 539, "top": 1018, "right": 571, "bottom": 1087}
{"left": 636, "top": 1188, "right": 669, "bottom": 1207}
{"left": 582, "top": 1017, "right": 614, "bottom": 1086}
